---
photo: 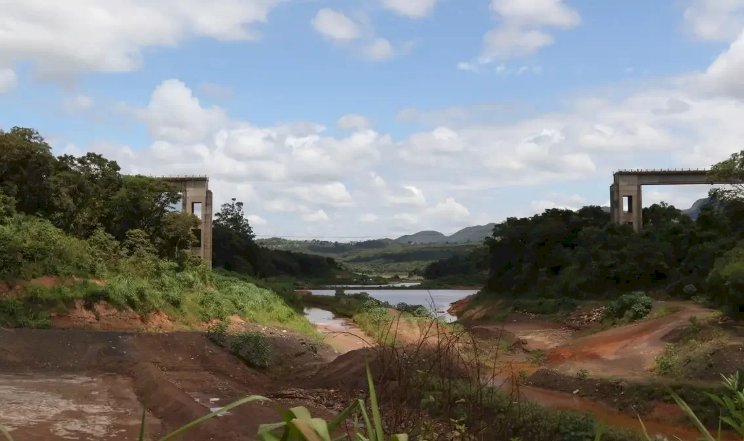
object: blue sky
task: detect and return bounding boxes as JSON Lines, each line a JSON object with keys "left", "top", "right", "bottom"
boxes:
{"left": 2, "top": 0, "right": 744, "bottom": 239}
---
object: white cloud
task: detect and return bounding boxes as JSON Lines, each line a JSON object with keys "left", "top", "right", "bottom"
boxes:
{"left": 0, "top": 68, "right": 17, "bottom": 93}
{"left": 0, "top": 0, "right": 279, "bottom": 80}
{"left": 360, "top": 213, "right": 379, "bottom": 223}
{"left": 387, "top": 185, "right": 427, "bottom": 207}
{"left": 311, "top": 8, "right": 401, "bottom": 61}
{"left": 312, "top": 9, "right": 362, "bottom": 41}
{"left": 302, "top": 209, "right": 330, "bottom": 222}
{"left": 363, "top": 38, "right": 395, "bottom": 61}
{"left": 490, "top": 0, "right": 580, "bottom": 28}
{"left": 287, "top": 182, "right": 354, "bottom": 207}
{"left": 698, "top": 30, "right": 744, "bottom": 99}
{"left": 380, "top": 0, "right": 438, "bottom": 18}
{"left": 684, "top": 0, "right": 744, "bottom": 41}
{"left": 426, "top": 197, "right": 471, "bottom": 221}
{"left": 338, "top": 114, "right": 372, "bottom": 130}
{"left": 468, "top": 0, "right": 580, "bottom": 65}
{"left": 247, "top": 214, "right": 267, "bottom": 226}
{"left": 139, "top": 79, "right": 228, "bottom": 144}
{"left": 63, "top": 95, "right": 95, "bottom": 113}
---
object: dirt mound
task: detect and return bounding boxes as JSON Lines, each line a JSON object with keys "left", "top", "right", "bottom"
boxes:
{"left": 50, "top": 300, "right": 177, "bottom": 332}
{"left": 470, "top": 326, "right": 519, "bottom": 345}
{"left": 688, "top": 344, "right": 744, "bottom": 381}
{"left": 0, "top": 329, "right": 345, "bottom": 440}
{"left": 310, "top": 348, "right": 378, "bottom": 391}
{"left": 447, "top": 294, "right": 474, "bottom": 316}
{"left": 546, "top": 305, "right": 716, "bottom": 377}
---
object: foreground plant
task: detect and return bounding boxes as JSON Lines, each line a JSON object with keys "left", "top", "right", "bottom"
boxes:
{"left": 636, "top": 372, "right": 744, "bottom": 441}
{"left": 257, "top": 365, "right": 407, "bottom": 441}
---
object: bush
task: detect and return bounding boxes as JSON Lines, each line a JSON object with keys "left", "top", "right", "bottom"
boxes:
{"left": 0, "top": 215, "right": 96, "bottom": 279}
{"left": 231, "top": 332, "right": 271, "bottom": 369}
{"left": 604, "top": 292, "right": 653, "bottom": 322}
{"left": 513, "top": 297, "right": 578, "bottom": 315}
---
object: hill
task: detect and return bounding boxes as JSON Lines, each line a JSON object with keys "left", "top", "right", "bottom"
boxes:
{"left": 394, "top": 224, "right": 495, "bottom": 245}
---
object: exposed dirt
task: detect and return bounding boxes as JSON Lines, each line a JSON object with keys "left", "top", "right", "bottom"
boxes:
{"left": 0, "top": 329, "right": 347, "bottom": 441}
{"left": 50, "top": 299, "right": 180, "bottom": 332}
{"left": 546, "top": 304, "right": 719, "bottom": 378}
{"left": 474, "top": 312, "right": 574, "bottom": 352}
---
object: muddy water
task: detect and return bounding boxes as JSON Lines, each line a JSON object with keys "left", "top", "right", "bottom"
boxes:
{"left": 0, "top": 374, "right": 162, "bottom": 440}
{"left": 304, "top": 308, "right": 372, "bottom": 353}
{"left": 309, "top": 289, "right": 478, "bottom": 322}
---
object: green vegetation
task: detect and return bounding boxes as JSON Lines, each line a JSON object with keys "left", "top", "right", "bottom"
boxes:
{"left": 259, "top": 237, "right": 478, "bottom": 280}
{"left": 473, "top": 150, "right": 744, "bottom": 318}
{"left": 421, "top": 246, "right": 489, "bottom": 286}
{"left": 654, "top": 316, "right": 728, "bottom": 379}
{"left": 0, "top": 126, "right": 317, "bottom": 336}
{"left": 603, "top": 293, "right": 653, "bottom": 323}
{"left": 208, "top": 321, "right": 272, "bottom": 369}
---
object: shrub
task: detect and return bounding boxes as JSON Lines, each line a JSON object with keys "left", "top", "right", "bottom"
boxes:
{"left": 0, "top": 215, "right": 96, "bottom": 279}
{"left": 231, "top": 332, "right": 271, "bottom": 369}
{"left": 604, "top": 292, "right": 653, "bottom": 322}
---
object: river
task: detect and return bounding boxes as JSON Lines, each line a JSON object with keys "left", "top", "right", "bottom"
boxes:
{"left": 307, "top": 288, "right": 477, "bottom": 322}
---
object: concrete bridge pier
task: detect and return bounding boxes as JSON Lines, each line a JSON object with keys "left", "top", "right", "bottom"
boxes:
{"left": 610, "top": 176, "right": 643, "bottom": 231}
{"left": 610, "top": 169, "right": 717, "bottom": 232}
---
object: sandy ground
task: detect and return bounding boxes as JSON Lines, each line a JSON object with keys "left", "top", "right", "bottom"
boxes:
{"left": 0, "top": 374, "right": 161, "bottom": 440}
{"left": 0, "top": 329, "right": 340, "bottom": 441}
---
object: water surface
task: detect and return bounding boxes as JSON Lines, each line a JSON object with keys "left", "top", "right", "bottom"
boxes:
{"left": 308, "top": 289, "right": 476, "bottom": 322}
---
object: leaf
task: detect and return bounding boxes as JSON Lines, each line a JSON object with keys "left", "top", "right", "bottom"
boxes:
{"left": 669, "top": 391, "right": 717, "bottom": 441}
{"left": 593, "top": 420, "right": 605, "bottom": 441}
{"left": 156, "top": 395, "right": 268, "bottom": 441}
{"left": 636, "top": 414, "right": 653, "bottom": 441}
{"left": 358, "top": 400, "right": 374, "bottom": 441}
{"left": 328, "top": 400, "right": 360, "bottom": 432}
{"left": 390, "top": 435, "right": 408, "bottom": 441}
{"left": 0, "top": 426, "right": 14, "bottom": 441}
{"left": 366, "top": 364, "right": 385, "bottom": 441}
{"left": 290, "top": 418, "right": 332, "bottom": 441}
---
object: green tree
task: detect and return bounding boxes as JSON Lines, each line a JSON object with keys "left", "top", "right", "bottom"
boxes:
{"left": 103, "top": 175, "right": 180, "bottom": 241}
{"left": 49, "top": 153, "right": 123, "bottom": 237}
{"left": 709, "top": 150, "right": 744, "bottom": 202}
{"left": 0, "top": 127, "right": 56, "bottom": 215}
{"left": 215, "top": 198, "right": 255, "bottom": 240}
{"left": 160, "top": 211, "right": 200, "bottom": 259}
{"left": 0, "top": 191, "right": 16, "bottom": 224}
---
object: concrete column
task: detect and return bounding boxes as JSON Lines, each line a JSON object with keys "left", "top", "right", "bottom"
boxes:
{"left": 202, "top": 190, "right": 213, "bottom": 269}
{"left": 610, "top": 183, "right": 619, "bottom": 224}
{"left": 633, "top": 184, "right": 643, "bottom": 232}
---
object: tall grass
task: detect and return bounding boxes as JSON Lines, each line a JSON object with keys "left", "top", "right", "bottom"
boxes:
{"left": 0, "top": 270, "right": 317, "bottom": 336}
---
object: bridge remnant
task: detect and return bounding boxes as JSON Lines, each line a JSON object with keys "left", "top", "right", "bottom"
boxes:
{"left": 610, "top": 169, "right": 714, "bottom": 232}
{"left": 161, "top": 176, "right": 213, "bottom": 269}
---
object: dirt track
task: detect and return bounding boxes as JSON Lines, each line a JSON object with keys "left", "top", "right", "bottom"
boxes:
{"left": 546, "top": 303, "right": 719, "bottom": 378}
{"left": 0, "top": 329, "right": 341, "bottom": 441}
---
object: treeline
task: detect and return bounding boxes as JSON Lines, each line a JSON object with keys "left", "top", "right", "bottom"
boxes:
{"left": 482, "top": 151, "right": 744, "bottom": 316}
{"left": 0, "top": 126, "right": 342, "bottom": 282}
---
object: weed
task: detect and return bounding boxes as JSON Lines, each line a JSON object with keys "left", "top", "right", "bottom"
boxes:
{"left": 576, "top": 369, "right": 589, "bottom": 380}
{"left": 231, "top": 332, "right": 271, "bottom": 369}
{"left": 528, "top": 350, "right": 547, "bottom": 365}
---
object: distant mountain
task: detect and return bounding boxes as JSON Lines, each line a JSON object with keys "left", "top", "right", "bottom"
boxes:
{"left": 394, "top": 230, "right": 447, "bottom": 245}
{"left": 683, "top": 197, "right": 713, "bottom": 220}
{"left": 394, "top": 224, "right": 495, "bottom": 245}
{"left": 448, "top": 223, "right": 496, "bottom": 243}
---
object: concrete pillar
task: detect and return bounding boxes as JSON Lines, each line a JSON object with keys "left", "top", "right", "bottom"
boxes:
{"left": 202, "top": 190, "right": 213, "bottom": 269}
{"left": 610, "top": 183, "right": 619, "bottom": 224}
{"left": 161, "top": 177, "right": 213, "bottom": 269}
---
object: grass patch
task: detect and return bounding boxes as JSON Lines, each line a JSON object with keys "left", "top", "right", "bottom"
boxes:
{"left": 0, "top": 271, "right": 318, "bottom": 337}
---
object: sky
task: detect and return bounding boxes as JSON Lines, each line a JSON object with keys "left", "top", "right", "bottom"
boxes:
{"left": 2, "top": 0, "right": 744, "bottom": 239}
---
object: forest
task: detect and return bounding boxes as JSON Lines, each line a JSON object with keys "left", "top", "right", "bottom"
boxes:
{"left": 0, "top": 126, "right": 344, "bottom": 285}
{"left": 477, "top": 151, "right": 744, "bottom": 317}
